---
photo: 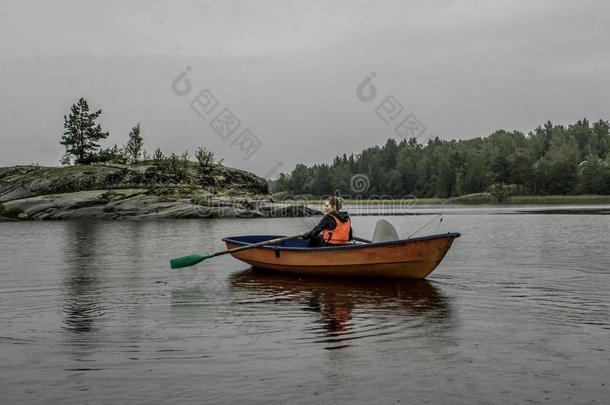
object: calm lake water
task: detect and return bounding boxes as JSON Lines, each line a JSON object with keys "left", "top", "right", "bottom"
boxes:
{"left": 1, "top": 205, "right": 609, "bottom": 404}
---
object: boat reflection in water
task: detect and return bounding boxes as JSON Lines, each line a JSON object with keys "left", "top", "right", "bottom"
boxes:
{"left": 229, "top": 269, "right": 457, "bottom": 350}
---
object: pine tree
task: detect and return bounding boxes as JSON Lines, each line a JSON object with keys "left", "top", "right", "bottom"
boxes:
{"left": 125, "top": 123, "right": 144, "bottom": 164}
{"left": 60, "top": 98, "right": 109, "bottom": 164}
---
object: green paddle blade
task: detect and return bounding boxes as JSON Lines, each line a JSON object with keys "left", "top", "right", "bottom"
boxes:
{"left": 170, "top": 253, "right": 213, "bottom": 269}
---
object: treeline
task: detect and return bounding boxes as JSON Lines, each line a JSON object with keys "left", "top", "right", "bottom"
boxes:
{"left": 59, "top": 97, "right": 219, "bottom": 181}
{"left": 273, "top": 119, "right": 610, "bottom": 198}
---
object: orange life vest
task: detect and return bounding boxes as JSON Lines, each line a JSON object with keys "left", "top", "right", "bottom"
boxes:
{"left": 323, "top": 214, "right": 351, "bottom": 244}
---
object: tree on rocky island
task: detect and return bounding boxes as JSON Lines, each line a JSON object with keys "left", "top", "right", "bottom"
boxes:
{"left": 125, "top": 123, "right": 144, "bottom": 164}
{"left": 60, "top": 98, "right": 109, "bottom": 165}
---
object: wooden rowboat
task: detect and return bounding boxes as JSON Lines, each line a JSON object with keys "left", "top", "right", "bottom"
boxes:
{"left": 222, "top": 232, "right": 461, "bottom": 279}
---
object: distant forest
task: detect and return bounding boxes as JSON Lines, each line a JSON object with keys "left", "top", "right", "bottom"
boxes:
{"left": 272, "top": 119, "right": 610, "bottom": 198}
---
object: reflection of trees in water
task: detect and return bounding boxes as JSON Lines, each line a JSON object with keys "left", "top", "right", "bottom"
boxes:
{"left": 119, "top": 221, "right": 146, "bottom": 341}
{"left": 229, "top": 269, "right": 457, "bottom": 348}
{"left": 62, "top": 221, "right": 147, "bottom": 337}
{"left": 62, "top": 221, "right": 104, "bottom": 335}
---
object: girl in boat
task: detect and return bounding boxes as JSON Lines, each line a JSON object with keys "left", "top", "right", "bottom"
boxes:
{"left": 301, "top": 196, "right": 353, "bottom": 247}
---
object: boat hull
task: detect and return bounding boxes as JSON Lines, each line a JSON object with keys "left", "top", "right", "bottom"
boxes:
{"left": 223, "top": 233, "right": 460, "bottom": 279}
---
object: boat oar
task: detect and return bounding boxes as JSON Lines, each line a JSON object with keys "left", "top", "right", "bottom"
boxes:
{"left": 170, "top": 234, "right": 305, "bottom": 269}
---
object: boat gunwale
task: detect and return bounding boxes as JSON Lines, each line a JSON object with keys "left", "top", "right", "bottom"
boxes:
{"left": 222, "top": 232, "right": 461, "bottom": 252}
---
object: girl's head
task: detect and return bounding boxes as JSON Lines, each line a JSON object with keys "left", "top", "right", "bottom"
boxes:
{"left": 324, "top": 196, "right": 343, "bottom": 214}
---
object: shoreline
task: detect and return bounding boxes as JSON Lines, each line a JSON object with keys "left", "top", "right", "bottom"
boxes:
{"left": 0, "top": 189, "right": 321, "bottom": 221}
{"left": 279, "top": 195, "right": 610, "bottom": 205}
{"left": 3, "top": 196, "right": 609, "bottom": 222}
{"left": 3, "top": 165, "right": 610, "bottom": 221}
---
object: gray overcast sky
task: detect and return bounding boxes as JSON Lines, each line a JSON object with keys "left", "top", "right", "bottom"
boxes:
{"left": 1, "top": 0, "right": 609, "bottom": 176}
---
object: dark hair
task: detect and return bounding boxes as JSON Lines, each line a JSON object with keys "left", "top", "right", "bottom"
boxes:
{"left": 326, "top": 196, "right": 343, "bottom": 211}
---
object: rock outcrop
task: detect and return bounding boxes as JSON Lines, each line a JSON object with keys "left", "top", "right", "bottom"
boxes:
{"left": 0, "top": 164, "right": 320, "bottom": 220}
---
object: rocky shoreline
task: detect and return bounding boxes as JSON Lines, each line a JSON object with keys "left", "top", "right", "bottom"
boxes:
{"left": 0, "top": 164, "right": 320, "bottom": 220}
